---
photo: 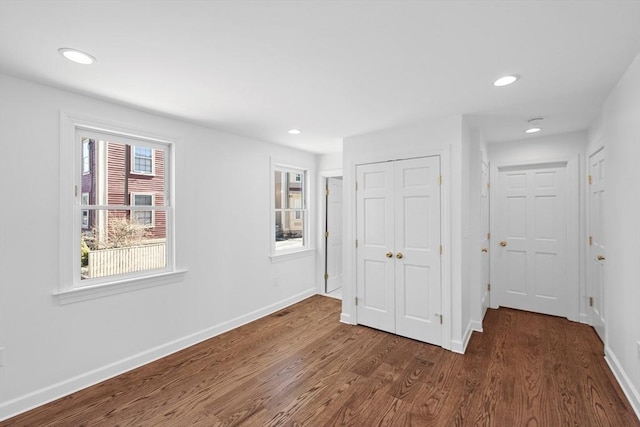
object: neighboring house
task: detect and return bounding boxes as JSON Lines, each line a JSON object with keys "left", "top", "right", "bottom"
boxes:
{"left": 81, "top": 138, "right": 166, "bottom": 243}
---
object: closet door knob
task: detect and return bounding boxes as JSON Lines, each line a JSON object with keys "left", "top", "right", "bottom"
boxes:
{"left": 481, "top": 247, "right": 488, "bottom": 253}
{"left": 396, "top": 252, "right": 404, "bottom": 259}
{"left": 386, "top": 252, "right": 393, "bottom": 258}
{"left": 499, "top": 241, "right": 507, "bottom": 247}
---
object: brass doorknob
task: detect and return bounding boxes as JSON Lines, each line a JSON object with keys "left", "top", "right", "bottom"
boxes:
{"left": 499, "top": 241, "right": 507, "bottom": 247}
{"left": 597, "top": 255, "right": 606, "bottom": 261}
{"left": 386, "top": 252, "right": 393, "bottom": 258}
{"left": 396, "top": 252, "right": 404, "bottom": 259}
{"left": 481, "top": 247, "right": 488, "bottom": 253}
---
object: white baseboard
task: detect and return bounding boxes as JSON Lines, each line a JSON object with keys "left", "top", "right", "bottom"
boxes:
{"left": 340, "top": 312, "right": 353, "bottom": 324}
{"left": 578, "top": 312, "right": 591, "bottom": 325}
{"left": 0, "top": 288, "right": 316, "bottom": 422}
{"left": 605, "top": 346, "right": 640, "bottom": 421}
{"left": 451, "top": 320, "right": 482, "bottom": 354}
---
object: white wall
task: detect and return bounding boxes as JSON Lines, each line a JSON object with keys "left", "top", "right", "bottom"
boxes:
{"left": 588, "top": 53, "right": 640, "bottom": 416}
{"left": 487, "top": 131, "right": 587, "bottom": 322}
{"left": 0, "top": 75, "right": 317, "bottom": 419}
{"left": 341, "top": 115, "right": 475, "bottom": 352}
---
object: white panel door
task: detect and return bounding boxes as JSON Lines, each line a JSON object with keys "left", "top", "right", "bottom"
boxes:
{"left": 588, "top": 148, "right": 606, "bottom": 341}
{"left": 356, "top": 157, "right": 442, "bottom": 345}
{"left": 325, "top": 177, "right": 343, "bottom": 294}
{"left": 356, "top": 162, "right": 395, "bottom": 334}
{"left": 480, "top": 160, "right": 490, "bottom": 318}
{"left": 394, "top": 156, "right": 442, "bottom": 344}
{"left": 495, "top": 165, "right": 567, "bottom": 317}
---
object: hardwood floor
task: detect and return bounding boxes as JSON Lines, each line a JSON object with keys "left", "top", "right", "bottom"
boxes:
{"left": 3, "top": 295, "right": 638, "bottom": 426}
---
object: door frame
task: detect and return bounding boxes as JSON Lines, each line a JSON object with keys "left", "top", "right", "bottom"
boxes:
{"left": 346, "top": 147, "right": 451, "bottom": 351}
{"left": 489, "top": 155, "right": 581, "bottom": 322}
{"left": 317, "top": 169, "right": 343, "bottom": 296}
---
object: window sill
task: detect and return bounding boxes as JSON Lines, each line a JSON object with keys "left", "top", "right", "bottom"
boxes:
{"left": 270, "top": 248, "right": 316, "bottom": 263}
{"left": 54, "top": 270, "right": 188, "bottom": 305}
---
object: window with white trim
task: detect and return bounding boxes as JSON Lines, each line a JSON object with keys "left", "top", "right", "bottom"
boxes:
{"left": 58, "top": 113, "right": 177, "bottom": 297}
{"left": 273, "top": 167, "right": 308, "bottom": 254}
{"left": 131, "top": 146, "right": 154, "bottom": 175}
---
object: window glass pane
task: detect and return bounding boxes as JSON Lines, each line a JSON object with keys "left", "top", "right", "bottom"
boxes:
{"left": 275, "top": 211, "right": 305, "bottom": 250}
{"left": 274, "top": 170, "right": 283, "bottom": 209}
{"left": 80, "top": 209, "right": 167, "bottom": 280}
{"left": 133, "top": 146, "right": 153, "bottom": 174}
{"left": 79, "top": 139, "right": 165, "bottom": 207}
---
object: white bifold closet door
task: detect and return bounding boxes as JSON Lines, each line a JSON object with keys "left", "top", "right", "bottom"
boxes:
{"left": 356, "top": 156, "right": 442, "bottom": 345}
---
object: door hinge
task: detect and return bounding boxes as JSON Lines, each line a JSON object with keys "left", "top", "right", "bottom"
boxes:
{"left": 589, "top": 236, "right": 593, "bottom": 246}
{"left": 355, "top": 181, "right": 358, "bottom": 191}
{"left": 439, "top": 245, "right": 443, "bottom": 255}
{"left": 487, "top": 182, "right": 490, "bottom": 189}
{"left": 589, "top": 296, "right": 594, "bottom": 307}
{"left": 324, "top": 273, "right": 329, "bottom": 281}
{"left": 487, "top": 232, "right": 491, "bottom": 240}
{"left": 325, "top": 188, "right": 329, "bottom": 197}
{"left": 588, "top": 175, "right": 593, "bottom": 185}
{"left": 355, "top": 239, "right": 359, "bottom": 248}
{"left": 487, "top": 283, "right": 491, "bottom": 291}
{"left": 75, "top": 185, "right": 78, "bottom": 197}
{"left": 355, "top": 297, "right": 358, "bottom": 306}
{"left": 325, "top": 231, "right": 329, "bottom": 239}
{"left": 439, "top": 314, "right": 443, "bottom": 324}
{"left": 438, "top": 176, "right": 443, "bottom": 186}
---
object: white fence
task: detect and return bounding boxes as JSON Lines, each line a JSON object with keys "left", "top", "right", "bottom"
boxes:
{"left": 87, "top": 243, "right": 166, "bottom": 278}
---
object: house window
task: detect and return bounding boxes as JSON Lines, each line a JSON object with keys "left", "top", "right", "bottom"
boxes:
{"left": 273, "top": 167, "right": 307, "bottom": 254}
{"left": 131, "top": 146, "right": 154, "bottom": 174}
{"left": 81, "top": 193, "right": 90, "bottom": 228}
{"left": 131, "top": 193, "right": 154, "bottom": 227}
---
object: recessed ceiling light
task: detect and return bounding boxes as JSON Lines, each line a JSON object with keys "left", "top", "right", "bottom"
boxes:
{"left": 58, "top": 48, "right": 96, "bottom": 65}
{"left": 493, "top": 75, "right": 520, "bottom": 87}
{"left": 288, "top": 129, "right": 302, "bottom": 135}
{"left": 525, "top": 117, "right": 543, "bottom": 133}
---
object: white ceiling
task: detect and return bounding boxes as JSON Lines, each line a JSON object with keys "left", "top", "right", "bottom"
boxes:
{"left": 1, "top": 1, "right": 639, "bottom": 153}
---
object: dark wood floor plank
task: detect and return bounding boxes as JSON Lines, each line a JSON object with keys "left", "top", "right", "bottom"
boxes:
{"left": 2, "top": 296, "right": 638, "bottom": 427}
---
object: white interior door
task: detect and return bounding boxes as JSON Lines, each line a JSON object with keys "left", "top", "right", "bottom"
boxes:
{"left": 394, "top": 157, "right": 442, "bottom": 344}
{"left": 494, "top": 164, "right": 568, "bottom": 317}
{"left": 588, "top": 148, "right": 606, "bottom": 341}
{"left": 356, "top": 162, "right": 395, "bottom": 334}
{"left": 356, "top": 157, "right": 442, "bottom": 345}
{"left": 325, "top": 177, "right": 343, "bottom": 294}
{"left": 480, "top": 160, "right": 490, "bottom": 318}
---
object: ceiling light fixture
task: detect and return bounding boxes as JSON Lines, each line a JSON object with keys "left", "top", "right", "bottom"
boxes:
{"left": 58, "top": 48, "right": 96, "bottom": 65}
{"left": 525, "top": 118, "right": 543, "bottom": 133}
{"left": 288, "top": 129, "right": 302, "bottom": 135}
{"left": 493, "top": 74, "right": 520, "bottom": 87}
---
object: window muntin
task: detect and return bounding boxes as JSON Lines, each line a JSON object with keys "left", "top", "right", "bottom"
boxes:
{"left": 274, "top": 168, "right": 307, "bottom": 253}
{"left": 78, "top": 134, "right": 169, "bottom": 284}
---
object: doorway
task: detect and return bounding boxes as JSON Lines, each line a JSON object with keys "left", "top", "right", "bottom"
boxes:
{"left": 355, "top": 156, "right": 443, "bottom": 345}
{"left": 492, "top": 162, "right": 570, "bottom": 317}
{"left": 325, "top": 177, "right": 343, "bottom": 297}
{"left": 587, "top": 147, "right": 606, "bottom": 341}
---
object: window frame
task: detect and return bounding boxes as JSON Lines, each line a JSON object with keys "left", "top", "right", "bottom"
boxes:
{"left": 57, "top": 111, "right": 184, "bottom": 304}
{"left": 271, "top": 163, "right": 310, "bottom": 258}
